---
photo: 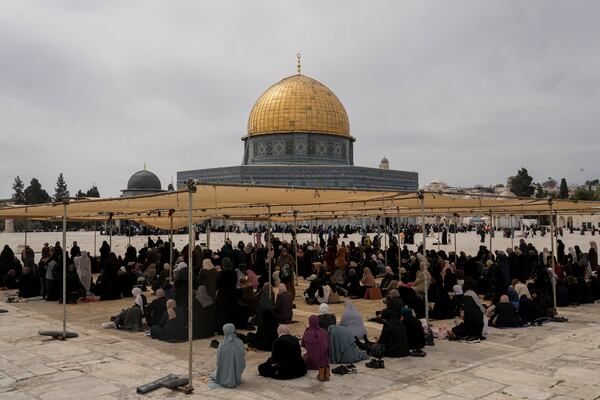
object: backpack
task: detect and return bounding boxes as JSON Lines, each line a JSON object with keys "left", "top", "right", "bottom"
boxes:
{"left": 279, "top": 264, "right": 292, "bottom": 281}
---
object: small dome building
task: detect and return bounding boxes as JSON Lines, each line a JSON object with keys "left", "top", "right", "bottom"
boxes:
{"left": 122, "top": 169, "right": 164, "bottom": 197}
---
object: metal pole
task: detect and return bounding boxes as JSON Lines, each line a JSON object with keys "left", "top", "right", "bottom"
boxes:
{"left": 128, "top": 221, "right": 131, "bottom": 246}
{"left": 418, "top": 191, "right": 429, "bottom": 325}
{"left": 206, "top": 220, "right": 211, "bottom": 250}
{"left": 437, "top": 217, "right": 441, "bottom": 251}
{"left": 169, "top": 215, "right": 174, "bottom": 282}
{"left": 489, "top": 210, "right": 493, "bottom": 254}
{"left": 268, "top": 206, "right": 273, "bottom": 302}
{"left": 108, "top": 218, "right": 112, "bottom": 249}
{"left": 294, "top": 211, "right": 298, "bottom": 286}
{"left": 93, "top": 222, "right": 97, "bottom": 257}
{"left": 24, "top": 219, "right": 28, "bottom": 247}
{"left": 397, "top": 212, "right": 401, "bottom": 282}
{"left": 383, "top": 215, "right": 388, "bottom": 267}
{"left": 453, "top": 214, "right": 458, "bottom": 264}
{"left": 549, "top": 199, "right": 557, "bottom": 308}
{"left": 62, "top": 203, "right": 67, "bottom": 338}
{"left": 185, "top": 180, "right": 196, "bottom": 394}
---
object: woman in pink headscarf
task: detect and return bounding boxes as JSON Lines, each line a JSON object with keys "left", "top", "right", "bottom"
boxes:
{"left": 245, "top": 270, "right": 259, "bottom": 290}
{"left": 301, "top": 315, "right": 330, "bottom": 381}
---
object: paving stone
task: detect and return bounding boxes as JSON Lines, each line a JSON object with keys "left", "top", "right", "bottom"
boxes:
{"left": 445, "top": 378, "right": 504, "bottom": 399}
{"left": 501, "top": 385, "right": 553, "bottom": 400}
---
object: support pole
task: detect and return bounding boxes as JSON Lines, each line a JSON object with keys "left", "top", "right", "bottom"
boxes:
{"left": 128, "top": 221, "right": 131, "bottom": 246}
{"left": 206, "top": 220, "right": 211, "bottom": 250}
{"left": 549, "top": 198, "right": 557, "bottom": 309}
{"left": 453, "top": 214, "right": 458, "bottom": 264}
{"left": 93, "top": 222, "right": 97, "bottom": 257}
{"left": 108, "top": 216, "right": 113, "bottom": 249}
{"left": 418, "top": 191, "right": 429, "bottom": 326}
{"left": 397, "top": 211, "right": 401, "bottom": 282}
{"left": 267, "top": 206, "right": 274, "bottom": 302}
{"left": 489, "top": 210, "right": 493, "bottom": 254}
{"left": 24, "top": 219, "right": 28, "bottom": 248}
{"left": 383, "top": 215, "right": 388, "bottom": 268}
{"left": 62, "top": 203, "right": 67, "bottom": 338}
{"left": 294, "top": 211, "right": 298, "bottom": 286}
{"left": 169, "top": 214, "right": 174, "bottom": 283}
{"left": 185, "top": 180, "right": 196, "bottom": 394}
{"left": 437, "top": 217, "right": 441, "bottom": 251}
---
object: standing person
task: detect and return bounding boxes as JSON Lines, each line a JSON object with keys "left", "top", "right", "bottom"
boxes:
{"left": 277, "top": 247, "right": 296, "bottom": 299}
{"left": 215, "top": 258, "right": 238, "bottom": 334}
{"left": 208, "top": 324, "right": 246, "bottom": 389}
{"left": 193, "top": 285, "right": 216, "bottom": 339}
{"left": 70, "top": 241, "right": 81, "bottom": 258}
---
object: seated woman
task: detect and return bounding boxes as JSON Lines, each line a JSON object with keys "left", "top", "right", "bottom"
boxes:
{"left": 360, "top": 267, "right": 376, "bottom": 298}
{"left": 255, "top": 284, "right": 274, "bottom": 326}
{"left": 208, "top": 323, "right": 245, "bottom": 389}
{"left": 193, "top": 285, "right": 216, "bottom": 339}
{"left": 19, "top": 266, "right": 40, "bottom": 298}
{"left": 400, "top": 307, "right": 426, "bottom": 355}
{"left": 518, "top": 295, "right": 548, "bottom": 323}
{"left": 258, "top": 325, "right": 307, "bottom": 380}
{"left": 273, "top": 284, "right": 293, "bottom": 324}
{"left": 380, "top": 267, "right": 399, "bottom": 295}
{"left": 150, "top": 299, "right": 186, "bottom": 342}
{"left": 449, "top": 279, "right": 485, "bottom": 341}
{"left": 376, "top": 309, "right": 410, "bottom": 357}
{"left": 131, "top": 287, "right": 147, "bottom": 316}
{"left": 429, "top": 286, "right": 455, "bottom": 320}
{"left": 247, "top": 310, "right": 279, "bottom": 351}
{"left": 145, "top": 289, "right": 168, "bottom": 327}
{"left": 490, "top": 295, "right": 524, "bottom": 327}
{"left": 109, "top": 306, "right": 143, "bottom": 331}
{"left": 328, "top": 325, "right": 368, "bottom": 364}
{"left": 318, "top": 303, "right": 337, "bottom": 331}
{"left": 340, "top": 300, "right": 370, "bottom": 345}
{"left": 302, "top": 315, "right": 330, "bottom": 379}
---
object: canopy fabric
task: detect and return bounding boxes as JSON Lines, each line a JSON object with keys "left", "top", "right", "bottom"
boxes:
{"left": 1, "top": 183, "right": 599, "bottom": 228}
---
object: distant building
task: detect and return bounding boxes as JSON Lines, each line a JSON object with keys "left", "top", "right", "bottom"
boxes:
{"left": 122, "top": 169, "right": 164, "bottom": 197}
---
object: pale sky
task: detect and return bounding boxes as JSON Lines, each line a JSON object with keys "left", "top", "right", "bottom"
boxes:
{"left": 1, "top": 1, "right": 599, "bottom": 199}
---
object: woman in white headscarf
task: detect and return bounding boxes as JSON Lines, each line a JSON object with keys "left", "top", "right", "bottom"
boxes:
{"left": 208, "top": 323, "right": 246, "bottom": 389}
{"left": 131, "top": 287, "right": 147, "bottom": 313}
{"left": 73, "top": 251, "right": 92, "bottom": 294}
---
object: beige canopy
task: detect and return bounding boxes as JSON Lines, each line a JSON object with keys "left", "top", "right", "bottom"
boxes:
{"left": 1, "top": 183, "right": 599, "bottom": 229}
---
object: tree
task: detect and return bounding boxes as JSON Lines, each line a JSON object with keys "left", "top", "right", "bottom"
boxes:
{"left": 571, "top": 187, "right": 598, "bottom": 201}
{"left": 76, "top": 190, "right": 86, "bottom": 198}
{"left": 535, "top": 183, "right": 545, "bottom": 198}
{"left": 507, "top": 168, "right": 535, "bottom": 197}
{"left": 559, "top": 178, "right": 569, "bottom": 199}
{"left": 167, "top": 183, "right": 174, "bottom": 191}
{"left": 24, "top": 178, "right": 51, "bottom": 204}
{"left": 11, "top": 176, "right": 26, "bottom": 205}
{"left": 86, "top": 186, "right": 100, "bottom": 197}
{"left": 53, "top": 173, "right": 70, "bottom": 202}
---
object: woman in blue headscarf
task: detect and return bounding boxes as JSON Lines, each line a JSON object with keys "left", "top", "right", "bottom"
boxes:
{"left": 208, "top": 323, "right": 246, "bottom": 389}
{"left": 328, "top": 325, "right": 368, "bottom": 364}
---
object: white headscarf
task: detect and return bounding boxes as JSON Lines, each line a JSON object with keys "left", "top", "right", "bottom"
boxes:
{"left": 74, "top": 251, "right": 92, "bottom": 293}
{"left": 319, "top": 303, "right": 330, "bottom": 315}
{"left": 132, "top": 287, "right": 144, "bottom": 309}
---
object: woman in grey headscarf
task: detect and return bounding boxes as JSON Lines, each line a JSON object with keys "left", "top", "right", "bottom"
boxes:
{"left": 340, "top": 300, "right": 367, "bottom": 339}
{"left": 327, "top": 325, "right": 368, "bottom": 364}
{"left": 209, "top": 323, "right": 245, "bottom": 389}
{"left": 255, "top": 283, "right": 274, "bottom": 325}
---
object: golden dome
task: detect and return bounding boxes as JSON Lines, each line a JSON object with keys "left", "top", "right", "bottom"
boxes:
{"left": 246, "top": 74, "right": 351, "bottom": 138}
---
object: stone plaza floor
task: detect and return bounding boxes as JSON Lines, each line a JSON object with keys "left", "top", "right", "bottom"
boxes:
{"left": 0, "top": 231, "right": 599, "bottom": 399}
{"left": 1, "top": 283, "right": 599, "bottom": 400}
